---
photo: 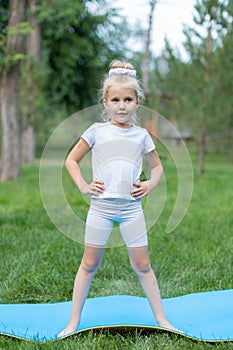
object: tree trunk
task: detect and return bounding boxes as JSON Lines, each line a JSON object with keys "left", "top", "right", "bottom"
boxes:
{"left": 197, "top": 126, "right": 206, "bottom": 174}
{"left": 197, "top": 26, "right": 211, "bottom": 176}
{"left": 142, "top": 0, "right": 157, "bottom": 101}
{"left": 0, "top": 0, "right": 27, "bottom": 181}
{"left": 22, "top": 125, "right": 36, "bottom": 163}
{"left": 21, "top": 0, "right": 41, "bottom": 163}
{"left": 0, "top": 67, "right": 21, "bottom": 180}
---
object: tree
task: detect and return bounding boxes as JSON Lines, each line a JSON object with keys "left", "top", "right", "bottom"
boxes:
{"left": 20, "top": 0, "right": 41, "bottom": 163}
{"left": 38, "top": 0, "right": 128, "bottom": 113}
{"left": 0, "top": 0, "right": 27, "bottom": 180}
{"left": 0, "top": 0, "right": 131, "bottom": 174}
{"left": 155, "top": 0, "right": 231, "bottom": 174}
{"left": 183, "top": 0, "right": 229, "bottom": 173}
{"left": 213, "top": 5, "right": 233, "bottom": 160}
{"left": 142, "top": 0, "right": 157, "bottom": 101}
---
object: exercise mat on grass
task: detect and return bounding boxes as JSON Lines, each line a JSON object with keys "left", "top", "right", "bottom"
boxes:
{"left": 0, "top": 289, "right": 232, "bottom": 342}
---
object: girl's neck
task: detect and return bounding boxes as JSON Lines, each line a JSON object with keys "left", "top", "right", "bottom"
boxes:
{"left": 110, "top": 121, "right": 134, "bottom": 129}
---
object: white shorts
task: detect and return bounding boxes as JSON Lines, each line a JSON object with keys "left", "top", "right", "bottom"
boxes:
{"left": 85, "top": 198, "right": 148, "bottom": 248}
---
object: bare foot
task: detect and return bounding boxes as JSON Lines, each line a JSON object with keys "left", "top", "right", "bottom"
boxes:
{"left": 57, "top": 324, "right": 79, "bottom": 339}
{"left": 157, "top": 320, "right": 183, "bottom": 333}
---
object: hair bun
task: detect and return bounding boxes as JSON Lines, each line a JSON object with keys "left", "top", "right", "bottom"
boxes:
{"left": 110, "top": 59, "right": 134, "bottom": 71}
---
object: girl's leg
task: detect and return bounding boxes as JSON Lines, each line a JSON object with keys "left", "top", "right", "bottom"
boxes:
{"left": 58, "top": 245, "right": 105, "bottom": 337}
{"left": 127, "top": 246, "right": 177, "bottom": 330}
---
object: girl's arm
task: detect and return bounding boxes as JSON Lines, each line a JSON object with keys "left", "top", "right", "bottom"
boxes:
{"left": 66, "top": 138, "right": 105, "bottom": 195}
{"left": 131, "top": 149, "right": 163, "bottom": 199}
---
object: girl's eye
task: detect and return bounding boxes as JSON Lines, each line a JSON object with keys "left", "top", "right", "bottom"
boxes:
{"left": 110, "top": 97, "right": 134, "bottom": 103}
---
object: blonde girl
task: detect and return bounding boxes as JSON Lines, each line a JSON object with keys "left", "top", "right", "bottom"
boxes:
{"left": 58, "top": 60, "right": 178, "bottom": 337}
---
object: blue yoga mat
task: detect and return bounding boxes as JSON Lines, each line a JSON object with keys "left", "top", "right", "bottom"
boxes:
{"left": 0, "top": 289, "right": 232, "bottom": 342}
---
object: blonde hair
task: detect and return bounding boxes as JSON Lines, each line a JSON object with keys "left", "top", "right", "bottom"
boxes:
{"left": 100, "top": 59, "right": 144, "bottom": 122}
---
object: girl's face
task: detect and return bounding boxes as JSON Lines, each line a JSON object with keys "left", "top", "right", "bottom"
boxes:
{"left": 104, "top": 85, "right": 139, "bottom": 127}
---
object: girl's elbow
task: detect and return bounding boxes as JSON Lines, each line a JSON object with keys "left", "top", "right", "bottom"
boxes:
{"left": 154, "top": 164, "right": 163, "bottom": 173}
{"left": 65, "top": 157, "right": 74, "bottom": 170}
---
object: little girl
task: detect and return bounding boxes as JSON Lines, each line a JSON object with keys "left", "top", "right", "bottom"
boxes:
{"left": 58, "top": 59, "right": 178, "bottom": 337}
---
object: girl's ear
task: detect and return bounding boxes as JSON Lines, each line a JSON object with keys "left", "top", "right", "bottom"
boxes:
{"left": 103, "top": 99, "right": 107, "bottom": 108}
{"left": 136, "top": 100, "right": 140, "bottom": 108}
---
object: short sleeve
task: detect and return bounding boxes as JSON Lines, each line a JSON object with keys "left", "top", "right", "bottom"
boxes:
{"left": 143, "top": 131, "right": 156, "bottom": 154}
{"left": 81, "top": 123, "right": 96, "bottom": 148}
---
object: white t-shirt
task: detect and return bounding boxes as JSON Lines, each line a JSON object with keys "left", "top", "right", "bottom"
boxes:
{"left": 81, "top": 122, "right": 155, "bottom": 200}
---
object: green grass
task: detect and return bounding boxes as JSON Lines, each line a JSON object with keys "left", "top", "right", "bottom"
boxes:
{"left": 0, "top": 153, "right": 232, "bottom": 349}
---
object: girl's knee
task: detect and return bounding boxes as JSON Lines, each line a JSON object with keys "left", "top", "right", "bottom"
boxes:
{"left": 81, "top": 256, "right": 102, "bottom": 274}
{"left": 130, "top": 257, "right": 151, "bottom": 274}
{"left": 80, "top": 245, "right": 104, "bottom": 274}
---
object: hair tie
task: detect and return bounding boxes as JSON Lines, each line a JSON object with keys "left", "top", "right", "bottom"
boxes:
{"left": 109, "top": 68, "right": 137, "bottom": 77}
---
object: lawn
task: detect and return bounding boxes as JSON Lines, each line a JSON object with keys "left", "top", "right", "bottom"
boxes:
{"left": 0, "top": 151, "right": 232, "bottom": 349}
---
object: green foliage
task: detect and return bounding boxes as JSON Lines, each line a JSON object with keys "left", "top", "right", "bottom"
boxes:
{"left": 214, "top": 24, "right": 233, "bottom": 124}
{"left": 8, "top": 21, "right": 31, "bottom": 36}
{"left": 0, "top": 0, "right": 9, "bottom": 67}
{"left": 0, "top": 19, "right": 30, "bottom": 70}
{"left": 37, "top": 0, "right": 129, "bottom": 113}
{"left": 193, "top": 0, "right": 229, "bottom": 29}
{"left": 1, "top": 53, "right": 26, "bottom": 70}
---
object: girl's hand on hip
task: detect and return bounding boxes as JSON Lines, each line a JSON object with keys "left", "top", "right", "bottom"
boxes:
{"left": 80, "top": 180, "right": 105, "bottom": 196}
{"left": 131, "top": 181, "right": 150, "bottom": 199}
